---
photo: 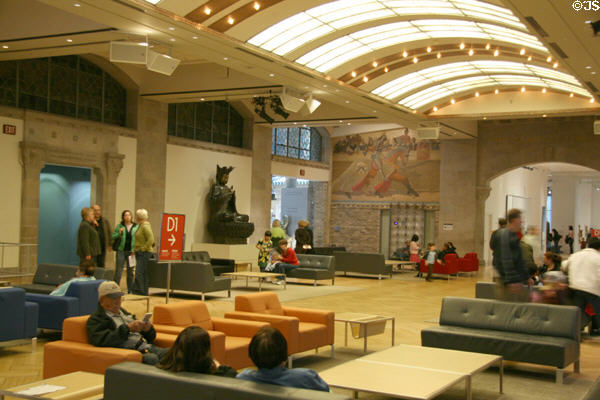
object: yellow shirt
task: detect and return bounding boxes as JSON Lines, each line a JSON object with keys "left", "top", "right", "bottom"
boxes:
{"left": 134, "top": 221, "right": 154, "bottom": 252}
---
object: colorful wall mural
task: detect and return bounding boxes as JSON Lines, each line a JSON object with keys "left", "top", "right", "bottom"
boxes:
{"left": 332, "top": 128, "right": 441, "bottom": 202}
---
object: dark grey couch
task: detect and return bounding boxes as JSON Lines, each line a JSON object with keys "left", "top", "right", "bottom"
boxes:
{"left": 582, "top": 376, "right": 600, "bottom": 400}
{"left": 475, "top": 281, "right": 497, "bottom": 299}
{"left": 148, "top": 260, "right": 231, "bottom": 300}
{"left": 15, "top": 263, "right": 110, "bottom": 294}
{"left": 333, "top": 252, "right": 391, "bottom": 279}
{"left": 421, "top": 296, "right": 581, "bottom": 383}
{"left": 313, "top": 246, "right": 346, "bottom": 256}
{"left": 285, "top": 254, "right": 335, "bottom": 286}
{"left": 183, "top": 251, "right": 235, "bottom": 276}
{"left": 104, "top": 362, "right": 351, "bottom": 400}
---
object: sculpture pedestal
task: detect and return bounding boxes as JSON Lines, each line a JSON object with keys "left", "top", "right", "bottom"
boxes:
{"left": 192, "top": 243, "right": 257, "bottom": 270}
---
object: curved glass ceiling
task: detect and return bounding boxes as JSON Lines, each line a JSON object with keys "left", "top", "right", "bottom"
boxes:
{"left": 400, "top": 75, "right": 592, "bottom": 109}
{"left": 295, "top": 20, "right": 546, "bottom": 72}
{"left": 248, "top": 0, "right": 527, "bottom": 57}
{"left": 373, "top": 61, "right": 582, "bottom": 100}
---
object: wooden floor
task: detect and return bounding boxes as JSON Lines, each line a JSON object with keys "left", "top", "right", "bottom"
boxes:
{"left": 1, "top": 266, "right": 598, "bottom": 391}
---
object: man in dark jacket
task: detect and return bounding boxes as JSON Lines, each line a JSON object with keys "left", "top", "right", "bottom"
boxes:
{"left": 92, "top": 204, "right": 112, "bottom": 268}
{"left": 77, "top": 207, "right": 101, "bottom": 265}
{"left": 86, "top": 281, "right": 167, "bottom": 365}
{"left": 490, "top": 209, "right": 530, "bottom": 301}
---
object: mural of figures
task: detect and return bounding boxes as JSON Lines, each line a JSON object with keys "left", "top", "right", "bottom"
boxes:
{"left": 332, "top": 128, "right": 441, "bottom": 202}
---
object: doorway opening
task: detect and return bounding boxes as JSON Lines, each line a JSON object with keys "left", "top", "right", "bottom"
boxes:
{"left": 38, "top": 164, "right": 91, "bottom": 265}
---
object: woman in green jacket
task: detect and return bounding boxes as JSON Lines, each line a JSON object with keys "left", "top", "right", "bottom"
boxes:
{"left": 133, "top": 208, "right": 154, "bottom": 295}
{"left": 111, "top": 210, "right": 138, "bottom": 293}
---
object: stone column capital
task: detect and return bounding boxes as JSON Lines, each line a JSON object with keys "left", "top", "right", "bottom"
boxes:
{"left": 476, "top": 185, "right": 491, "bottom": 203}
{"left": 105, "top": 152, "right": 125, "bottom": 184}
{"left": 20, "top": 141, "right": 47, "bottom": 174}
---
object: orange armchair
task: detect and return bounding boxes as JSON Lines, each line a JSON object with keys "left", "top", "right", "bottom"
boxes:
{"left": 43, "top": 316, "right": 142, "bottom": 378}
{"left": 153, "top": 301, "right": 268, "bottom": 369}
{"left": 224, "top": 292, "right": 334, "bottom": 366}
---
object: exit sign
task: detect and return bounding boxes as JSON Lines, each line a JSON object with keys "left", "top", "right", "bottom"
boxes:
{"left": 3, "top": 124, "right": 16, "bottom": 135}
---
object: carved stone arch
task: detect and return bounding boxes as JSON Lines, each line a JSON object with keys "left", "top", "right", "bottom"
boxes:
{"left": 19, "top": 141, "right": 124, "bottom": 269}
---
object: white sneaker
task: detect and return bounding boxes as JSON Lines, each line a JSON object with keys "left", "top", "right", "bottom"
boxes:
{"left": 275, "top": 280, "right": 284, "bottom": 285}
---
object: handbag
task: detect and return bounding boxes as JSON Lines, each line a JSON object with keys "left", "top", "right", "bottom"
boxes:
{"left": 111, "top": 235, "right": 121, "bottom": 251}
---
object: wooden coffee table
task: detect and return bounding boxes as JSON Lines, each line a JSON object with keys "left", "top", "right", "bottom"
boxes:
{"left": 0, "top": 371, "right": 104, "bottom": 400}
{"left": 335, "top": 312, "right": 395, "bottom": 352}
{"left": 385, "top": 260, "right": 418, "bottom": 272}
{"left": 221, "top": 271, "right": 286, "bottom": 291}
{"left": 320, "top": 344, "right": 502, "bottom": 400}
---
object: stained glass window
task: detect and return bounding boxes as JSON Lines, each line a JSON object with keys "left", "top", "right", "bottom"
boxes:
{"left": 0, "top": 56, "right": 127, "bottom": 126}
{"left": 271, "top": 127, "right": 321, "bottom": 161}
{"left": 167, "top": 101, "right": 244, "bottom": 148}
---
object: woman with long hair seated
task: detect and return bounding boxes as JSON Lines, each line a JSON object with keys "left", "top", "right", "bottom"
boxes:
{"left": 157, "top": 326, "right": 236, "bottom": 377}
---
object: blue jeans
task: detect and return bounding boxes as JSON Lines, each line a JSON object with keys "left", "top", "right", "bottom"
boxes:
{"left": 276, "top": 263, "right": 297, "bottom": 279}
{"left": 114, "top": 251, "right": 134, "bottom": 293}
{"left": 133, "top": 251, "right": 152, "bottom": 295}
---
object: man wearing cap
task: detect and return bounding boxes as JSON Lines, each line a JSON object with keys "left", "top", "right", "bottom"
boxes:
{"left": 86, "top": 281, "right": 167, "bottom": 365}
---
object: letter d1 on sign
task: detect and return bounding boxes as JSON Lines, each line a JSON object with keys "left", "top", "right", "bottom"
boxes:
{"left": 159, "top": 213, "right": 186, "bottom": 261}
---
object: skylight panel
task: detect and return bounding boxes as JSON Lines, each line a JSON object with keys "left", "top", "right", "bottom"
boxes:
{"left": 316, "top": 47, "right": 373, "bottom": 72}
{"left": 248, "top": 14, "right": 312, "bottom": 47}
{"left": 330, "top": 10, "right": 396, "bottom": 29}
{"left": 296, "top": 36, "right": 353, "bottom": 65}
{"left": 273, "top": 26, "right": 334, "bottom": 56}
{"left": 317, "top": 3, "right": 386, "bottom": 23}
{"left": 306, "top": 0, "right": 376, "bottom": 17}
{"left": 264, "top": 19, "right": 324, "bottom": 52}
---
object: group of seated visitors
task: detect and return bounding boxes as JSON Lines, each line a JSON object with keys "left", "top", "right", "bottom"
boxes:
{"left": 87, "top": 281, "right": 329, "bottom": 392}
{"left": 257, "top": 231, "right": 299, "bottom": 283}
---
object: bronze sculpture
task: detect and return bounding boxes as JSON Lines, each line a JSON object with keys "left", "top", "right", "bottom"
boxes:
{"left": 207, "top": 165, "right": 254, "bottom": 244}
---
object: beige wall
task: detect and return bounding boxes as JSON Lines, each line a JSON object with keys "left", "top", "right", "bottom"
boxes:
{"left": 0, "top": 115, "right": 24, "bottom": 268}
{"left": 115, "top": 135, "right": 137, "bottom": 224}
{"left": 164, "top": 144, "right": 252, "bottom": 250}
{"left": 271, "top": 160, "right": 330, "bottom": 181}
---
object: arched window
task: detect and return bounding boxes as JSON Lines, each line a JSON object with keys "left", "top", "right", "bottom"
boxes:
{"left": 0, "top": 55, "right": 126, "bottom": 126}
{"left": 272, "top": 127, "right": 322, "bottom": 161}
{"left": 167, "top": 101, "right": 244, "bottom": 148}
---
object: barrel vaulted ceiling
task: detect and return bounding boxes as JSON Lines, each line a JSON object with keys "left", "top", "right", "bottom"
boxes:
{"left": 1, "top": 0, "right": 599, "bottom": 134}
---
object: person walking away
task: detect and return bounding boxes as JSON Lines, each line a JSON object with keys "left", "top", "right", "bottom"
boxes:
{"left": 112, "top": 210, "right": 138, "bottom": 293}
{"left": 424, "top": 243, "right": 437, "bottom": 282}
{"left": 133, "top": 209, "right": 154, "bottom": 295}
{"left": 92, "top": 204, "right": 112, "bottom": 268}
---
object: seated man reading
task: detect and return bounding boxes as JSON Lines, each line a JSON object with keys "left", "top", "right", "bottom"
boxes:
{"left": 50, "top": 259, "right": 95, "bottom": 296}
{"left": 237, "top": 326, "right": 329, "bottom": 392}
{"left": 86, "top": 281, "right": 168, "bottom": 365}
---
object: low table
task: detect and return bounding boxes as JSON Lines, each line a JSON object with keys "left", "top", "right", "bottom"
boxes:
{"left": 221, "top": 271, "right": 286, "bottom": 291}
{"left": 0, "top": 371, "right": 104, "bottom": 400}
{"left": 385, "top": 260, "right": 418, "bottom": 272}
{"left": 0, "top": 280, "right": 10, "bottom": 287}
{"left": 320, "top": 344, "right": 502, "bottom": 400}
{"left": 335, "top": 312, "right": 395, "bottom": 352}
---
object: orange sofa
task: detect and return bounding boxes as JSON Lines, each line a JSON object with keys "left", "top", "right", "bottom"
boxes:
{"left": 153, "top": 301, "right": 268, "bottom": 369}
{"left": 224, "top": 292, "right": 334, "bottom": 367}
{"left": 44, "top": 315, "right": 176, "bottom": 378}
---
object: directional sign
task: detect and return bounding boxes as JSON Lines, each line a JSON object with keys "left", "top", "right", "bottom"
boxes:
{"left": 592, "top": 229, "right": 600, "bottom": 239}
{"left": 158, "top": 213, "right": 185, "bottom": 261}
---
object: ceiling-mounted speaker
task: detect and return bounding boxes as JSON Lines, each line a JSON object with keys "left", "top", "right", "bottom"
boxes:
{"left": 416, "top": 126, "right": 439, "bottom": 140}
{"left": 147, "top": 49, "right": 181, "bottom": 76}
{"left": 279, "top": 87, "right": 305, "bottom": 113}
{"left": 109, "top": 41, "right": 148, "bottom": 64}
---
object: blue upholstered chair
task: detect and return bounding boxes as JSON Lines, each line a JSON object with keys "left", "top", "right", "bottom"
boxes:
{"left": 25, "top": 280, "right": 104, "bottom": 330}
{"left": 0, "top": 287, "right": 39, "bottom": 351}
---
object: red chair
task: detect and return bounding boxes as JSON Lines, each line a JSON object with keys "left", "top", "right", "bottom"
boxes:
{"left": 459, "top": 253, "right": 479, "bottom": 275}
{"left": 420, "top": 257, "right": 457, "bottom": 280}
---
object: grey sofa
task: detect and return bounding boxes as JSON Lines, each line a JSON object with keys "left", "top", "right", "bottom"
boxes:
{"left": 285, "top": 254, "right": 335, "bottom": 286}
{"left": 104, "top": 362, "right": 351, "bottom": 400}
{"left": 582, "top": 376, "right": 600, "bottom": 400}
{"left": 15, "top": 263, "right": 110, "bottom": 294}
{"left": 183, "top": 251, "right": 235, "bottom": 276}
{"left": 475, "top": 281, "right": 497, "bottom": 299}
{"left": 148, "top": 260, "right": 231, "bottom": 300}
{"left": 333, "top": 252, "right": 391, "bottom": 279}
{"left": 421, "top": 296, "right": 581, "bottom": 383}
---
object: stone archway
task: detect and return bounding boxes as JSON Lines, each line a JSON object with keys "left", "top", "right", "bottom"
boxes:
{"left": 473, "top": 116, "right": 600, "bottom": 259}
{"left": 19, "top": 140, "right": 124, "bottom": 270}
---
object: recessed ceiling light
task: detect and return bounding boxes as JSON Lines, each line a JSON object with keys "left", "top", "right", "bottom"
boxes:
{"left": 485, "top": 43, "right": 491, "bottom": 50}
{"left": 269, "top": 73, "right": 275, "bottom": 77}
{"left": 223, "top": 57, "right": 228, "bottom": 60}
{"left": 293, "top": 122, "right": 297, "bottom": 125}
{"left": 520, "top": 49, "right": 525, "bottom": 55}
{"left": 468, "top": 49, "right": 474, "bottom": 56}
{"left": 339, "top": 120, "right": 343, "bottom": 123}
{"left": 590, "top": 98, "right": 595, "bottom": 103}
{"left": 347, "top": 123, "right": 351, "bottom": 125}
{"left": 553, "top": 62, "right": 558, "bottom": 68}
{"left": 542, "top": 88, "right": 547, "bottom": 93}
{"left": 66, "top": 39, "right": 73, "bottom": 42}
{"left": 493, "top": 50, "right": 499, "bottom": 57}
{"left": 569, "top": 93, "right": 574, "bottom": 97}
{"left": 412, "top": 110, "right": 417, "bottom": 114}
{"left": 227, "top": 17, "right": 235, "bottom": 25}
{"left": 144, "top": 0, "right": 161, "bottom": 3}
{"left": 412, "top": 56, "right": 418, "bottom": 63}
{"left": 542, "top": 114, "right": 547, "bottom": 117}
{"left": 494, "top": 89, "right": 499, "bottom": 94}
{"left": 384, "top": 67, "right": 389, "bottom": 73}
{"left": 363, "top": 76, "right": 369, "bottom": 82}
{"left": 546, "top": 56, "right": 552, "bottom": 62}
{"left": 169, "top": 27, "right": 175, "bottom": 31}
{"left": 138, "top": 42, "right": 149, "bottom": 46}
{"left": 459, "top": 42, "right": 465, "bottom": 50}
{"left": 323, "top": 84, "right": 328, "bottom": 88}
{"left": 585, "top": 20, "right": 592, "bottom": 23}
{"left": 436, "top": 52, "right": 442, "bottom": 59}
{"left": 433, "top": 106, "right": 438, "bottom": 112}
{"left": 426, "top": 46, "right": 432, "bottom": 53}
{"left": 200, "top": 98, "right": 205, "bottom": 101}
{"left": 373, "top": 110, "right": 377, "bottom": 113}
{"left": 527, "top": 56, "right": 532, "bottom": 61}
{"left": 345, "top": 100, "right": 350, "bottom": 103}
{"left": 192, "top": 36, "right": 198, "bottom": 39}
{"left": 169, "top": 38, "right": 176, "bottom": 42}
{"left": 253, "top": 2, "right": 260, "bottom": 11}
{"left": 303, "top": 124, "right": 307, "bottom": 127}
{"left": 204, "top": 7, "right": 211, "bottom": 15}
{"left": 73, "top": 3, "right": 81, "bottom": 6}
{"left": 483, "top": 116, "right": 487, "bottom": 120}
{"left": 521, "top": 86, "right": 526, "bottom": 92}
{"left": 475, "top": 91, "right": 480, "bottom": 97}
{"left": 586, "top": 66, "right": 592, "bottom": 69}
{"left": 402, "top": 50, "right": 408, "bottom": 58}
{"left": 450, "top": 98, "right": 455, "bottom": 104}
{"left": 372, "top": 61, "right": 378, "bottom": 67}
{"left": 2, "top": 45, "right": 8, "bottom": 49}
{"left": 351, "top": 71, "right": 357, "bottom": 77}
{"left": 592, "top": 71, "right": 597, "bottom": 75}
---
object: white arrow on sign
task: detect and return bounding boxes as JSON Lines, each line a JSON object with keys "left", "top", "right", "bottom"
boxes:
{"left": 168, "top": 234, "right": 176, "bottom": 246}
